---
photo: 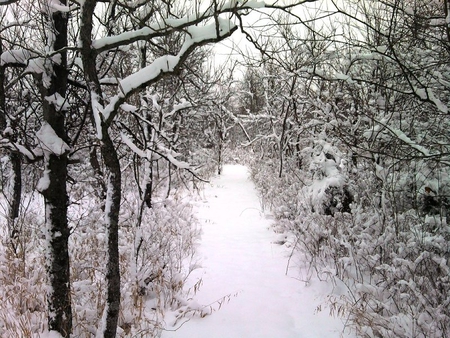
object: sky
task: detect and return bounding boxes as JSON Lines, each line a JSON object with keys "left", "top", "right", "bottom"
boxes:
{"left": 210, "top": 0, "right": 340, "bottom": 76}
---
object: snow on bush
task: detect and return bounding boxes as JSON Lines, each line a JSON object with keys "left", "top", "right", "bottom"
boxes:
{"left": 0, "top": 164, "right": 204, "bottom": 336}
{"left": 249, "top": 139, "right": 450, "bottom": 338}
{"left": 0, "top": 192, "right": 47, "bottom": 336}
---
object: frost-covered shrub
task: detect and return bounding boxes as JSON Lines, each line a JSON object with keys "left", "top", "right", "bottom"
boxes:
{"left": 250, "top": 142, "right": 450, "bottom": 338}
{"left": 335, "top": 210, "right": 450, "bottom": 338}
{"left": 0, "top": 193, "right": 47, "bottom": 337}
{"left": 250, "top": 158, "right": 302, "bottom": 219}
{"left": 300, "top": 138, "right": 352, "bottom": 216}
{"left": 132, "top": 198, "right": 200, "bottom": 311}
{"left": 250, "top": 136, "right": 352, "bottom": 217}
{"left": 0, "top": 169, "right": 202, "bottom": 337}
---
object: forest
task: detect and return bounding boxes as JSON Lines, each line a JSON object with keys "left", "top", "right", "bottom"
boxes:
{"left": 0, "top": 0, "right": 449, "bottom": 337}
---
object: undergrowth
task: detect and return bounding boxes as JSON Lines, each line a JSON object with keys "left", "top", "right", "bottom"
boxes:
{"left": 0, "top": 163, "right": 211, "bottom": 337}
{"left": 249, "top": 146, "right": 450, "bottom": 338}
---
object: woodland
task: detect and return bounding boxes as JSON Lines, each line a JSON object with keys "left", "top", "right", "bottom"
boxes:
{"left": 0, "top": 0, "right": 449, "bottom": 337}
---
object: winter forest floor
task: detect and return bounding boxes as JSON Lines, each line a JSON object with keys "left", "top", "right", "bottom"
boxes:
{"left": 161, "top": 164, "right": 355, "bottom": 338}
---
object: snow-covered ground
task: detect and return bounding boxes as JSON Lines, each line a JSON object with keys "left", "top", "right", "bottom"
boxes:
{"left": 162, "top": 164, "right": 354, "bottom": 338}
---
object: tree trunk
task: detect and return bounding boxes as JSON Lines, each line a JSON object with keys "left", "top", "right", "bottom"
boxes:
{"left": 100, "top": 124, "right": 122, "bottom": 338}
{"left": 8, "top": 152, "right": 22, "bottom": 248}
{"left": 80, "top": 2, "right": 122, "bottom": 334}
{"left": 0, "top": 39, "right": 22, "bottom": 250}
{"left": 39, "top": 4, "right": 72, "bottom": 336}
{"left": 41, "top": 152, "right": 71, "bottom": 336}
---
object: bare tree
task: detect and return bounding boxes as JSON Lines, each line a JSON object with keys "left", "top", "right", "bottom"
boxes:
{"left": 1, "top": 0, "right": 318, "bottom": 336}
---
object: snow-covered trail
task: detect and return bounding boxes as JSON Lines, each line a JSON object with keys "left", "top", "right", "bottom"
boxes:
{"left": 162, "top": 164, "right": 352, "bottom": 338}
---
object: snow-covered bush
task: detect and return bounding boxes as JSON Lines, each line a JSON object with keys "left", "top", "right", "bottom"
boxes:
{"left": 0, "top": 165, "right": 203, "bottom": 337}
{"left": 245, "top": 83, "right": 450, "bottom": 337}
{"left": 299, "top": 137, "right": 352, "bottom": 216}
{"left": 242, "top": 1, "right": 450, "bottom": 334}
{"left": 0, "top": 193, "right": 47, "bottom": 337}
{"left": 251, "top": 133, "right": 352, "bottom": 218}
{"left": 250, "top": 145, "right": 450, "bottom": 338}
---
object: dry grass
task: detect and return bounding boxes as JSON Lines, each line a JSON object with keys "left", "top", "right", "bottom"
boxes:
{"left": 0, "top": 187, "right": 203, "bottom": 337}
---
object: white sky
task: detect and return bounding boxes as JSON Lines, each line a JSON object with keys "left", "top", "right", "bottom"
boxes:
{"left": 210, "top": 0, "right": 339, "bottom": 77}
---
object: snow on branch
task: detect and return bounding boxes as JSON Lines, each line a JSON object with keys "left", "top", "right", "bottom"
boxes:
{"left": 1, "top": 124, "right": 70, "bottom": 161}
{"left": 157, "top": 144, "right": 190, "bottom": 169}
{"left": 117, "top": 18, "right": 235, "bottom": 97}
{"left": 36, "top": 122, "right": 71, "bottom": 157}
{"left": 0, "top": 138, "right": 37, "bottom": 160}
{"left": 303, "top": 65, "right": 449, "bottom": 114}
{"left": 91, "top": 0, "right": 300, "bottom": 54}
{"left": 88, "top": 0, "right": 312, "bottom": 139}
{"left": 118, "top": 55, "right": 179, "bottom": 95}
{"left": 45, "top": 93, "right": 71, "bottom": 111}
{"left": 165, "top": 98, "right": 192, "bottom": 117}
{"left": 389, "top": 127, "right": 431, "bottom": 157}
{"left": 46, "top": 0, "right": 73, "bottom": 13}
{"left": 0, "top": 0, "right": 20, "bottom": 5}
{"left": 91, "top": 91, "right": 105, "bottom": 139}
{"left": 92, "top": 27, "right": 158, "bottom": 51}
{"left": 100, "top": 18, "right": 237, "bottom": 126}
{"left": 0, "top": 49, "right": 37, "bottom": 67}
{"left": 414, "top": 87, "right": 448, "bottom": 114}
{"left": 363, "top": 120, "right": 432, "bottom": 157}
{"left": 120, "top": 133, "right": 148, "bottom": 158}
{"left": 121, "top": 133, "right": 190, "bottom": 169}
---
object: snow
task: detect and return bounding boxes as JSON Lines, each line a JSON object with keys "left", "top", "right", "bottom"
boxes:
{"left": 220, "top": 0, "right": 265, "bottom": 11}
{"left": 169, "top": 98, "right": 192, "bottom": 116}
{"left": 117, "top": 19, "right": 235, "bottom": 99}
{"left": 92, "top": 27, "right": 156, "bottom": 50}
{"left": 45, "top": 93, "right": 70, "bottom": 111}
{"left": 92, "top": 0, "right": 249, "bottom": 53}
{"left": 162, "top": 164, "right": 354, "bottom": 338}
{"left": 157, "top": 144, "right": 190, "bottom": 169}
{"left": 120, "top": 55, "right": 179, "bottom": 94}
{"left": 243, "top": 0, "right": 265, "bottom": 8}
{"left": 391, "top": 127, "right": 431, "bottom": 156}
{"left": 25, "top": 58, "right": 46, "bottom": 75}
{"left": 97, "top": 17, "right": 236, "bottom": 125}
{"left": 334, "top": 72, "right": 354, "bottom": 83}
{"left": 36, "top": 122, "right": 71, "bottom": 157}
{"left": 414, "top": 87, "right": 448, "bottom": 113}
{"left": 151, "top": 94, "right": 162, "bottom": 111}
{"left": 0, "top": 137, "right": 36, "bottom": 160}
{"left": 121, "top": 133, "right": 190, "bottom": 168}
{"left": 47, "top": 0, "right": 72, "bottom": 13}
{"left": 120, "top": 103, "right": 137, "bottom": 113}
{"left": 37, "top": 168, "right": 51, "bottom": 192}
{"left": 91, "top": 91, "right": 104, "bottom": 139}
{"left": 376, "top": 45, "right": 388, "bottom": 53}
{"left": 0, "top": 49, "right": 36, "bottom": 66}
{"left": 37, "top": 330, "right": 63, "bottom": 338}
{"left": 121, "top": 133, "right": 147, "bottom": 158}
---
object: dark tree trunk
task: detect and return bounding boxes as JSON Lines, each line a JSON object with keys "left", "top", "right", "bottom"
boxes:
{"left": 100, "top": 124, "right": 122, "bottom": 338}
{"left": 0, "top": 38, "right": 22, "bottom": 249}
{"left": 80, "top": 2, "right": 121, "bottom": 334}
{"left": 8, "top": 152, "right": 22, "bottom": 244}
{"left": 39, "top": 4, "right": 72, "bottom": 336}
{"left": 0, "top": 39, "right": 6, "bottom": 130}
{"left": 41, "top": 152, "right": 71, "bottom": 336}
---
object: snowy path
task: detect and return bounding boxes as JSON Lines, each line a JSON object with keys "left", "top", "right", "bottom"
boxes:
{"left": 162, "top": 165, "right": 352, "bottom": 338}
